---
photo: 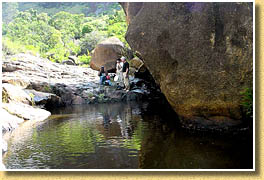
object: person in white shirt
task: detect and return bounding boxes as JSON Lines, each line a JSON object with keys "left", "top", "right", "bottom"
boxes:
{"left": 115, "top": 58, "right": 124, "bottom": 87}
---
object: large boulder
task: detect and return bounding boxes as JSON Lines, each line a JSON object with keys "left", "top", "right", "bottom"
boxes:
{"left": 90, "top": 37, "right": 124, "bottom": 72}
{"left": 122, "top": 3, "right": 253, "bottom": 122}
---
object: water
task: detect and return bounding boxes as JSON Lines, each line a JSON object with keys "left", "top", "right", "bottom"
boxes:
{"left": 3, "top": 101, "right": 253, "bottom": 169}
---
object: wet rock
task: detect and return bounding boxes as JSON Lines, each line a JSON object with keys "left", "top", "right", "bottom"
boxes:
{"left": 124, "top": 91, "right": 144, "bottom": 101}
{"left": 130, "top": 78, "right": 145, "bottom": 88}
{"left": 72, "top": 95, "right": 86, "bottom": 105}
{"left": 130, "top": 89, "right": 146, "bottom": 94}
{"left": 179, "top": 115, "right": 243, "bottom": 132}
{"left": 90, "top": 37, "right": 124, "bottom": 72}
{"left": 81, "top": 90, "right": 94, "bottom": 98}
{"left": 122, "top": 2, "right": 253, "bottom": 122}
{"left": 106, "top": 89, "right": 126, "bottom": 101}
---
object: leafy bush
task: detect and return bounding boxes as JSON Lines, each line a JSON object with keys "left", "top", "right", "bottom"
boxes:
{"left": 78, "top": 52, "right": 91, "bottom": 65}
{"left": 47, "top": 43, "right": 69, "bottom": 63}
{"left": 67, "top": 41, "right": 81, "bottom": 56}
{"left": 81, "top": 23, "right": 94, "bottom": 35}
{"left": 2, "top": 37, "right": 26, "bottom": 55}
{"left": 240, "top": 87, "right": 253, "bottom": 119}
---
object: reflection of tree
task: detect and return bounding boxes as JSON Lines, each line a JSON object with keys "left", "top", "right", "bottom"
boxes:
{"left": 5, "top": 118, "right": 106, "bottom": 168}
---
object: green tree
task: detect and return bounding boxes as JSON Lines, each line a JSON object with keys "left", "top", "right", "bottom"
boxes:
{"left": 49, "top": 11, "right": 84, "bottom": 44}
{"left": 3, "top": 3, "right": 129, "bottom": 63}
{"left": 81, "top": 23, "right": 94, "bottom": 35}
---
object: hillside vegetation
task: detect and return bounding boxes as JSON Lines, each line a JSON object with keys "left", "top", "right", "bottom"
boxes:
{"left": 2, "top": 2, "right": 127, "bottom": 65}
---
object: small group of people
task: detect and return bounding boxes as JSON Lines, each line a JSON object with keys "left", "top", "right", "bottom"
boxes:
{"left": 98, "top": 56, "right": 130, "bottom": 92}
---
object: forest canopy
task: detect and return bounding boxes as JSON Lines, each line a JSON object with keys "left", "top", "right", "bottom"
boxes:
{"left": 2, "top": 2, "right": 127, "bottom": 65}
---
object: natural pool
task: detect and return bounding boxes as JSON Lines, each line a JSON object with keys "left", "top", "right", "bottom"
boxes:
{"left": 3, "top": 101, "right": 253, "bottom": 169}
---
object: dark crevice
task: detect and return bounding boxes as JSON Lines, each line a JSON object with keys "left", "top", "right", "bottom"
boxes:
{"left": 213, "top": 3, "right": 224, "bottom": 49}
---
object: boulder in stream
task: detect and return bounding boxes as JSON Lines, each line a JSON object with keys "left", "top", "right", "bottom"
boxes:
{"left": 90, "top": 37, "right": 125, "bottom": 72}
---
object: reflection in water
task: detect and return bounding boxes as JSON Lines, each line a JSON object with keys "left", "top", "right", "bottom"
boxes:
{"left": 3, "top": 102, "right": 252, "bottom": 169}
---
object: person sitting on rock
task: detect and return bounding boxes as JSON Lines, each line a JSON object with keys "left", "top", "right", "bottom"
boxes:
{"left": 104, "top": 71, "right": 112, "bottom": 86}
{"left": 98, "top": 66, "right": 106, "bottom": 85}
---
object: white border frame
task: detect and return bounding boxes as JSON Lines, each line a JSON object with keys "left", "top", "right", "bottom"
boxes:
{"left": 0, "top": 0, "right": 255, "bottom": 171}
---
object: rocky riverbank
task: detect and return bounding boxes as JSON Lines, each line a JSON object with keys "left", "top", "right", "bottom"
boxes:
{"left": 3, "top": 53, "right": 159, "bottom": 106}
{"left": 1, "top": 53, "right": 162, "bottom": 167}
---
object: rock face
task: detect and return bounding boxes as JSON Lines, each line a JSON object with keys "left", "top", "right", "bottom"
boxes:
{"left": 120, "top": 2, "right": 143, "bottom": 25}
{"left": 90, "top": 37, "right": 124, "bottom": 72}
{"left": 121, "top": 2, "right": 253, "bottom": 122}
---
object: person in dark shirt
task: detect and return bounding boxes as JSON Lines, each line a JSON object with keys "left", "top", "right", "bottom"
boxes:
{"left": 121, "top": 56, "right": 130, "bottom": 91}
{"left": 98, "top": 66, "right": 106, "bottom": 85}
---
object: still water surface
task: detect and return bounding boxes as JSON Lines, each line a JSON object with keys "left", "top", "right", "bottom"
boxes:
{"left": 3, "top": 102, "right": 253, "bottom": 169}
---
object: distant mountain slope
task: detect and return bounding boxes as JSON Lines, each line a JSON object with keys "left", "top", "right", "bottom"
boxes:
{"left": 2, "top": 2, "right": 121, "bottom": 23}
{"left": 17, "top": 2, "right": 121, "bottom": 16}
